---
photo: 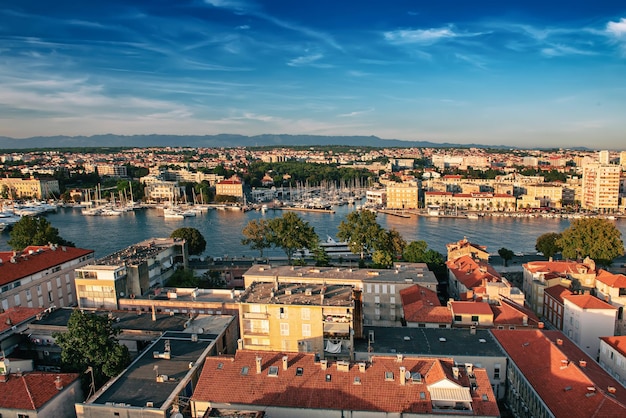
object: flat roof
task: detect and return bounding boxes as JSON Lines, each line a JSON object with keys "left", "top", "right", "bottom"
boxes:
{"left": 96, "top": 237, "right": 182, "bottom": 267}
{"left": 355, "top": 327, "right": 505, "bottom": 358}
{"left": 244, "top": 263, "right": 438, "bottom": 285}
{"left": 239, "top": 282, "right": 353, "bottom": 307}
{"left": 93, "top": 332, "right": 214, "bottom": 408}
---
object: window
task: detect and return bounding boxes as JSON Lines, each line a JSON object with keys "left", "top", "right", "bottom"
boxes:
{"left": 26, "top": 290, "right": 32, "bottom": 301}
{"left": 18, "top": 414, "right": 31, "bottom": 418}
{"left": 241, "top": 366, "right": 249, "bottom": 375}
{"left": 382, "top": 284, "right": 387, "bottom": 294}
{"left": 280, "top": 323, "right": 289, "bottom": 336}
{"left": 385, "top": 371, "right": 394, "bottom": 381}
{"left": 296, "top": 367, "right": 304, "bottom": 376}
{"left": 454, "top": 315, "right": 462, "bottom": 322}
{"left": 47, "top": 282, "right": 52, "bottom": 291}
{"left": 279, "top": 307, "right": 287, "bottom": 319}
{"left": 301, "top": 308, "right": 310, "bottom": 320}
{"left": 471, "top": 315, "right": 479, "bottom": 322}
{"left": 56, "top": 277, "right": 62, "bottom": 288}
{"left": 494, "top": 364, "right": 501, "bottom": 380}
{"left": 37, "top": 285, "right": 42, "bottom": 296}
{"left": 268, "top": 366, "right": 279, "bottom": 377}
{"left": 302, "top": 324, "right": 311, "bottom": 337}
{"left": 48, "top": 292, "right": 54, "bottom": 302}
{"left": 14, "top": 294, "right": 21, "bottom": 306}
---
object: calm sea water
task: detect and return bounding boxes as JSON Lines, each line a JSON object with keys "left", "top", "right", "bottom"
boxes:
{"left": 1, "top": 206, "right": 625, "bottom": 260}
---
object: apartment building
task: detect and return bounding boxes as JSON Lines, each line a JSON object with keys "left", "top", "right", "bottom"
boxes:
{"left": 0, "top": 244, "right": 94, "bottom": 312}
{"left": 599, "top": 336, "right": 626, "bottom": 386}
{"left": 385, "top": 181, "right": 419, "bottom": 209}
{"left": 562, "top": 294, "right": 617, "bottom": 359}
{"left": 215, "top": 176, "right": 244, "bottom": 199}
{"left": 594, "top": 269, "right": 626, "bottom": 335}
{"left": 75, "top": 238, "right": 188, "bottom": 308}
{"left": 0, "top": 178, "right": 60, "bottom": 200}
{"left": 190, "top": 351, "right": 500, "bottom": 417}
{"left": 582, "top": 163, "right": 620, "bottom": 212}
{"left": 242, "top": 263, "right": 438, "bottom": 327}
{"left": 238, "top": 281, "right": 358, "bottom": 359}
{"left": 492, "top": 329, "right": 626, "bottom": 418}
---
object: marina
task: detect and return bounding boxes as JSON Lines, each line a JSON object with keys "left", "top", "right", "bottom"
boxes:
{"left": 1, "top": 204, "right": 624, "bottom": 260}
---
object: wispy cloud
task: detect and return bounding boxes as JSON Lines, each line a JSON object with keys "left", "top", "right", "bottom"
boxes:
{"left": 454, "top": 53, "right": 488, "bottom": 69}
{"left": 337, "top": 108, "right": 374, "bottom": 117}
{"left": 540, "top": 43, "right": 596, "bottom": 57}
{"left": 287, "top": 53, "right": 332, "bottom": 68}
{"left": 383, "top": 25, "right": 484, "bottom": 45}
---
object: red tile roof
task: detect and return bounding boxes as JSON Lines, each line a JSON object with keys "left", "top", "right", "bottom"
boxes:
{"left": 191, "top": 351, "right": 500, "bottom": 416}
{"left": 0, "top": 307, "right": 45, "bottom": 333}
{"left": 523, "top": 260, "right": 594, "bottom": 275}
{"left": 447, "top": 255, "right": 501, "bottom": 290}
{"left": 491, "top": 298, "right": 540, "bottom": 327}
{"left": 600, "top": 336, "right": 626, "bottom": 358}
{"left": 491, "top": 329, "right": 626, "bottom": 418}
{"left": 595, "top": 269, "right": 626, "bottom": 288}
{"left": 400, "top": 285, "right": 452, "bottom": 324}
{"left": 563, "top": 294, "right": 617, "bottom": 310}
{"left": 0, "top": 245, "right": 93, "bottom": 286}
{"left": 544, "top": 285, "right": 573, "bottom": 304}
{"left": 0, "top": 372, "right": 80, "bottom": 410}
{"left": 450, "top": 301, "right": 494, "bottom": 315}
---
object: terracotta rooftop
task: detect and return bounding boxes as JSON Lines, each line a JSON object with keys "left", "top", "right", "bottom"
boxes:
{"left": 447, "top": 255, "right": 501, "bottom": 290}
{"left": 400, "top": 285, "right": 452, "bottom": 324}
{"left": 0, "top": 307, "right": 45, "bottom": 334}
{"left": 450, "top": 301, "right": 494, "bottom": 315}
{"left": 0, "top": 244, "right": 94, "bottom": 286}
{"left": 600, "top": 336, "right": 626, "bottom": 358}
{"left": 0, "top": 372, "right": 79, "bottom": 410}
{"left": 492, "top": 329, "right": 626, "bottom": 418}
{"left": 191, "top": 351, "right": 500, "bottom": 416}
{"left": 492, "top": 298, "right": 539, "bottom": 327}
{"left": 544, "top": 285, "right": 574, "bottom": 304}
{"left": 523, "top": 260, "right": 594, "bottom": 275}
{"left": 563, "top": 294, "right": 617, "bottom": 310}
{"left": 595, "top": 269, "right": 626, "bottom": 288}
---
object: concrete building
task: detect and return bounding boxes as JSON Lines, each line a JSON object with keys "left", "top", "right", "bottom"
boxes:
{"left": 594, "top": 269, "right": 626, "bottom": 335}
{"left": 492, "top": 329, "right": 626, "bottom": 418}
{"left": 522, "top": 259, "right": 595, "bottom": 316}
{"left": 543, "top": 285, "right": 573, "bottom": 330}
{"left": 446, "top": 237, "right": 490, "bottom": 262}
{"left": 355, "top": 327, "right": 508, "bottom": 399}
{"left": 581, "top": 163, "right": 620, "bottom": 212}
{"left": 599, "top": 336, "right": 626, "bottom": 386}
{"left": 242, "top": 263, "right": 438, "bottom": 327}
{"left": 400, "top": 285, "right": 452, "bottom": 328}
{"left": 522, "top": 183, "right": 564, "bottom": 209}
{"left": 424, "top": 191, "right": 516, "bottom": 212}
{"left": 0, "top": 306, "right": 44, "bottom": 358}
{"left": 365, "top": 189, "right": 386, "bottom": 207}
{"left": 0, "top": 370, "right": 83, "bottom": 418}
{"left": 562, "top": 293, "right": 617, "bottom": 359}
{"left": 141, "top": 180, "right": 184, "bottom": 203}
{"left": 0, "top": 244, "right": 95, "bottom": 312}
{"left": 215, "top": 177, "right": 244, "bottom": 199}
{"left": 74, "top": 330, "right": 226, "bottom": 418}
{"left": 385, "top": 181, "right": 419, "bottom": 209}
{"left": 0, "top": 177, "right": 60, "bottom": 199}
{"left": 238, "top": 281, "right": 358, "bottom": 360}
{"left": 84, "top": 164, "right": 128, "bottom": 178}
{"left": 75, "top": 238, "right": 188, "bottom": 309}
{"left": 190, "top": 350, "right": 500, "bottom": 417}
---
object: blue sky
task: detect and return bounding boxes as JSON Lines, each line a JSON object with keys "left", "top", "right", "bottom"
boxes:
{"left": 1, "top": 1, "right": 625, "bottom": 149}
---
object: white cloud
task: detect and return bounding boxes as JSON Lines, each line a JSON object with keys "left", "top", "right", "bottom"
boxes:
{"left": 540, "top": 43, "right": 595, "bottom": 57}
{"left": 607, "top": 18, "right": 626, "bottom": 37}
{"left": 337, "top": 108, "right": 374, "bottom": 118}
{"left": 383, "top": 25, "right": 484, "bottom": 45}
{"left": 287, "top": 53, "right": 332, "bottom": 68}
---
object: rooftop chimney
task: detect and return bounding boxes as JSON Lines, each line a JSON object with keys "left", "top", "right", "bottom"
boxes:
{"left": 557, "top": 338, "right": 563, "bottom": 346}
{"left": 54, "top": 375, "right": 63, "bottom": 391}
{"left": 320, "top": 359, "right": 328, "bottom": 370}
{"left": 282, "top": 356, "right": 289, "bottom": 371}
{"left": 255, "top": 357, "right": 262, "bottom": 374}
{"left": 400, "top": 366, "right": 407, "bottom": 385}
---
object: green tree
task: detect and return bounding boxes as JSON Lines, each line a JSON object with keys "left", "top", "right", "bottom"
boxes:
{"left": 402, "top": 240, "right": 446, "bottom": 279}
{"left": 557, "top": 218, "right": 624, "bottom": 265}
{"left": 498, "top": 247, "right": 515, "bottom": 267}
{"left": 372, "top": 228, "right": 406, "bottom": 268}
{"left": 7, "top": 216, "right": 75, "bottom": 251}
{"left": 312, "top": 245, "right": 331, "bottom": 267}
{"left": 170, "top": 227, "right": 206, "bottom": 255}
{"left": 166, "top": 267, "right": 200, "bottom": 287}
{"left": 267, "top": 212, "right": 318, "bottom": 263}
{"left": 337, "top": 210, "right": 384, "bottom": 259}
{"left": 241, "top": 219, "right": 272, "bottom": 258}
{"left": 54, "top": 310, "right": 131, "bottom": 392}
{"left": 535, "top": 232, "right": 563, "bottom": 259}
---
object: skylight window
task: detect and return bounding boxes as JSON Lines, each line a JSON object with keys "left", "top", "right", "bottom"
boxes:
{"left": 296, "top": 367, "right": 304, "bottom": 376}
{"left": 325, "top": 374, "right": 332, "bottom": 382}
{"left": 385, "top": 371, "right": 394, "bottom": 381}
{"left": 268, "top": 366, "right": 279, "bottom": 377}
{"left": 217, "top": 363, "right": 223, "bottom": 369}
{"left": 241, "top": 366, "right": 249, "bottom": 375}
{"left": 353, "top": 376, "right": 361, "bottom": 385}
{"left": 411, "top": 372, "right": 422, "bottom": 383}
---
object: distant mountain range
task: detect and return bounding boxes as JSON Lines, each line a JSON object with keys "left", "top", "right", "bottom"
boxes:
{"left": 0, "top": 133, "right": 578, "bottom": 150}
{"left": 0, "top": 133, "right": 493, "bottom": 149}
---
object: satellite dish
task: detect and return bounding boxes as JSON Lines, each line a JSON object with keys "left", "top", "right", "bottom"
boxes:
{"left": 119, "top": 292, "right": 125, "bottom": 297}
{"left": 174, "top": 413, "right": 183, "bottom": 418}
{"left": 197, "top": 328, "right": 204, "bottom": 334}
{"left": 405, "top": 371, "right": 411, "bottom": 380}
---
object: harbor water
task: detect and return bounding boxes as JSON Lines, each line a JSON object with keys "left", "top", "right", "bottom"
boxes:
{"left": 1, "top": 206, "right": 625, "bottom": 260}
